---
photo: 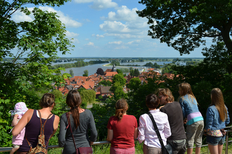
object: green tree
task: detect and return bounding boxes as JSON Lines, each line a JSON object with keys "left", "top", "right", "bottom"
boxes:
{"left": 130, "top": 69, "right": 134, "bottom": 77}
{"left": 127, "top": 78, "right": 141, "bottom": 92}
{"left": 83, "top": 70, "right": 88, "bottom": 76}
{"left": 110, "top": 82, "right": 126, "bottom": 101}
{"left": 153, "top": 63, "right": 160, "bottom": 68}
{"left": 98, "top": 80, "right": 112, "bottom": 86}
{"left": 137, "top": 0, "right": 232, "bottom": 73}
{"left": 79, "top": 90, "right": 96, "bottom": 104}
{"left": 133, "top": 69, "right": 140, "bottom": 77}
{"left": 110, "top": 74, "right": 127, "bottom": 100}
{"left": 69, "top": 69, "right": 74, "bottom": 77}
{"left": 112, "top": 74, "right": 126, "bottom": 86}
{"left": 96, "top": 68, "right": 105, "bottom": 75}
{"left": 116, "top": 69, "right": 123, "bottom": 75}
{"left": 111, "top": 60, "right": 120, "bottom": 66}
{"left": 0, "top": 0, "right": 72, "bottom": 147}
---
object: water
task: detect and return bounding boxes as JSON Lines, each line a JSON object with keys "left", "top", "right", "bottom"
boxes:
{"left": 60, "top": 61, "right": 175, "bottom": 76}
{"left": 120, "top": 61, "right": 171, "bottom": 66}
{"left": 61, "top": 63, "right": 113, "bottom": 76}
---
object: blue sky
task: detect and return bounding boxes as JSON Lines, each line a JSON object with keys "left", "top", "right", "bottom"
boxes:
{"left": 12, "top": 0, "right": 205, "bottom": 58}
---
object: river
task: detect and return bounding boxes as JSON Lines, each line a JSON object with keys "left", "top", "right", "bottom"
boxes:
{"left": 60, "top": 61, "right": 175, "bottom": 76}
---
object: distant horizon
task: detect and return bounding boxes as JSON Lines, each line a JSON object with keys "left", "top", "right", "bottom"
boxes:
{"left": 4, "top": 57, "right": 204, "bottom": 59}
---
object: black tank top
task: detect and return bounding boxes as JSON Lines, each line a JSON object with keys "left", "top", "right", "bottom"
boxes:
{"left": 18, "top": 110, "right": 55, "bottom": 152}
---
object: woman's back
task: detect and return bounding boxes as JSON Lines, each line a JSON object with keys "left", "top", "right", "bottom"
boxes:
{"left": 206, "top": 105, "right": 230, "bottom": 130}
{"left": 59, "top": 109, "right": 97, "bottom": 153}
{"left": 138, "top": 109, "right": 171, "bottom": 148}
{"left": 107, "top": 115, "right": 137, "bottom": 148}
{"left": 18, "top": 110, "right": 55, "bottom": 152}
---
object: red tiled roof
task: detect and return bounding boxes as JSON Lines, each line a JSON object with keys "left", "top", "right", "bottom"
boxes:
{"left": 105, "top": 69, "right": 112, "bottom": 73}
{"left": 105, "top": 72, "right": 118, "bottom": 77}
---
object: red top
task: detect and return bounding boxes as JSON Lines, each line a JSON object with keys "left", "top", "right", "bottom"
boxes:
{"left": 107, "top": 115, "right": 138, "bottom": 148}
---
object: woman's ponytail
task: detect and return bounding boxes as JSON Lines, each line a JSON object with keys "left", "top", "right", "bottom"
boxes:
{"left": 115, "top": 99, "right": 128, "bottom": 121}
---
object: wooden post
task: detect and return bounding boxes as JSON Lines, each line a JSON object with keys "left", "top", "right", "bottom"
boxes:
{"left": 225, "top": 130, "right": 231, "bottom": 154}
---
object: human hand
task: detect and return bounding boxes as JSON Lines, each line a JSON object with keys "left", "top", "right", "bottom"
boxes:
{"left": 89, "top": 141, "right": 94, "bottom": 146}
{"left": 183, "top": 118, "right": 187, "bottom": 124}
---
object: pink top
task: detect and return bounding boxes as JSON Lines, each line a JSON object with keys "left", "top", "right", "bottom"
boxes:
{"left": 138, "top": 109, "right": 171, "bottom": 148}
{"left": 12, "top": 115, "right": 26, "bottom": 145}
{"left": 11, "top": 102, "right": 28, "bottom": 145}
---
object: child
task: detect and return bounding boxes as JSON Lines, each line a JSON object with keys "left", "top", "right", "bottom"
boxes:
{"left": 178, "top": 83, "right": 204, "bottom": 154}
{"left": 9, "top": 102, "right": 28, "bottom": 154}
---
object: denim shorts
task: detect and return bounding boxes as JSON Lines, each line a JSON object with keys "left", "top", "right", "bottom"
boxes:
{"left": 207, "top": 135, "right": 226, "bottom": 146}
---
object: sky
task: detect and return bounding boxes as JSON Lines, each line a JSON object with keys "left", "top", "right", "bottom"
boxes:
{"left": 12, "top": 0, "right": 205, "bottom": 58}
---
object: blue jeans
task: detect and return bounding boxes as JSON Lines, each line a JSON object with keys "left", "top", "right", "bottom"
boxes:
{"left": 207, "top": 135, "right": 226, "bottom": 146}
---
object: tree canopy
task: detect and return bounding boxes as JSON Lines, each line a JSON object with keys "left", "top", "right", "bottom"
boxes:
{"left": 0, "top": 0, "right": 72, "bottom": 147}
{"left": 1, "top": 0, "right": 73, "bottom": 100}
{"left": 96, "top": 68, "right": 105, "bottom": 75}
{"left": 137, "top": 0, "right": 232, "bottom": 73}
{"left": 83, "top": 70, "right": 88, "bottom": 76}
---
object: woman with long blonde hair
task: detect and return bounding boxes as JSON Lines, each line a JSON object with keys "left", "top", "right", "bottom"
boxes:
{"left": 107, "top": 99, "right": 138, "bottom": 154}
{"left": 205, "top": 88, "right": 230, "bottom": 154}
{"left": 178, "top": 82, "right": 204, "bottom": 154}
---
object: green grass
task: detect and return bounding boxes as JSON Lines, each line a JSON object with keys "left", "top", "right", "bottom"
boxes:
{"left": 47, "top": 141, "right": 232, "bottom": 154}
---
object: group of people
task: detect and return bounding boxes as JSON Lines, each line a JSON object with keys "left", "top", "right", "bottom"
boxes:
{"left": 9, "top": 82, "right": 230, "bottom": 154}
{"left": 106, "top": 82, "right": 230, "bottom": 154}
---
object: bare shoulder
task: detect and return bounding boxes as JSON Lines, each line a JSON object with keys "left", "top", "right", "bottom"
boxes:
{"left": 54, "top": 115, "right": 60, "bottom": 121}
{"left": 25, "top": 109, "right": 34, "bottom": 117}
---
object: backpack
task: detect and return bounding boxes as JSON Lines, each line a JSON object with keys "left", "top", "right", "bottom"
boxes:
{"left": 26, "top": 110, "right": 53, "bottom": 154}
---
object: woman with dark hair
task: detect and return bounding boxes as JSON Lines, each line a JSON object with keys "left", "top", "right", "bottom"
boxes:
{"left": 138, "top": 94, "right": 171, "bottom": 154}
{"left": 58, "top": 90, "right": 97, "bottom": 154}
{"left": 178, "top": 82, "right": 204, "bottom": 154}
{"left": 205, "top": 88, "right": 230, "bottom": 154}
{"left": 12, "top": 93, "right": 60, "bottom": 154}
{"left": 107, "top": 99, "right": 138, "bottom": 154}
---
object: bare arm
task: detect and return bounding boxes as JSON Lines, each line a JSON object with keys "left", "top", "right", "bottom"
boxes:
{"left": 51, "top": 115, "right": 60, "bottom": 137}
{"left": 53, "top": 115, "right": 60, "bottom": 133}
{"left": 11, "top": 114, "right": 19, "bottom": 126}
{"left": 106, "top": 129, "right": 113, "bottom": 142}
{"left": 12, "top": 109, "right": 34, "bottom": 136}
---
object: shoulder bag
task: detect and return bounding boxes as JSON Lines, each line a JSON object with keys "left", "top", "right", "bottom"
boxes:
{"left": 147, "top": 112, "right": 172, "bottom": 154}
{"left": 66, "top": 112, "right": 93, "bottom": 154}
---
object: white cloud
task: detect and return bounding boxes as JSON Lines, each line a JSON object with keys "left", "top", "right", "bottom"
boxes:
{"left": 12, "top": 8, "right": 34, "bottom": 22}
{"left": 109, "top": 41, "right": 122, "bottom": 45}
{"left": 65, "top": 31, "right": 79, "bottom": 43}
{"left": 99, "top": 5, "right": 150, "bottom": 38}
{"left": 83, "top": 19, "right": 91, "bottom": 22}
{"left": 100, "top": 21, "right": 130, "bottom": 33}
{"left": 12, "top": 7, "right": 82, "bottom": 28}
{"left": 74, "top": 0, "right": 117, "bottom": 10}
{"left": 87, "top": 42, "right": 94, "bottom": 46}
{"left": 115, "top": 45, "right": 128, "bottom": 49}
{"left": 39, "top": 6, "right": 82, "bottom": 28}
{"left": 92, "top": 34, "right": 104, "bottom": 39}
{"left": 66, "top": 31, "right": 79, "bottom": 38}
{"left": 102, "top": 6, "right": 139, "bottom": 22}
{"left": 127, "top": 40, "right": 141, "bottom": 44}
{"left": 105, "top": 33, "right": 141, "bottom": 39}
{"left": 74, "top": 0, "right": 93, "bottom": 3}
